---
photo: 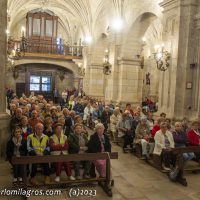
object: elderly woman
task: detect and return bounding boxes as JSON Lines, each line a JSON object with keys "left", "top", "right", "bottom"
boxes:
{"left": 68, "top": 123, "right": 90, "bottom": 179}
{"left": 110, "top": 108, "right": 121, "bottom": 142}
{"left": 154, "top": 122, "right": 175, "bottom": 170}
{"left": 172, "top": 122, "right": 194, "bottom": 163}
{"left": 49, "top": 123, "right": 75, "bottom": 182}
{"left": 134, "top": 117, "right": 154, "bottom": 159}
{"left": 88, "top": 123, "right": 111, "bottom": 178}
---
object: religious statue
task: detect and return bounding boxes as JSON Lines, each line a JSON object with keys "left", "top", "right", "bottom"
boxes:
{"left": 146, "top": 72, "right": 150, "bottom": 85}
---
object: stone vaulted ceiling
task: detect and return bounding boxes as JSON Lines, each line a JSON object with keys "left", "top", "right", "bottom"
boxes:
{"left": 7, "top": 0, "right": 163, "bottom": 42}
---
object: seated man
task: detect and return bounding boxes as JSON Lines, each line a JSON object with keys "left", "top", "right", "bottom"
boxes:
{"left": 154, "top": 122, "right": 175, "bottom": 170}
{"left": 173, "top": 122, "right": 194, "bottom": 163}
{"left": 134, "top": 117, "right": 154, "bottom": 159}
{"left": 28, "top": 110, "right": 43, "bottom": 132}
{"left": 27, "top": 123, "right": 51, "bottom": 185}
{"left": 117, "top": 113, "right": 133, "bottom": 152}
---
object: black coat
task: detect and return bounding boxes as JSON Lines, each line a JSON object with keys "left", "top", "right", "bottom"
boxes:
{"left": 6, "top": 138, "right": 27, "bottom": 163}
{"left": 88, "top": 132, "right": 111, "bottom": 153}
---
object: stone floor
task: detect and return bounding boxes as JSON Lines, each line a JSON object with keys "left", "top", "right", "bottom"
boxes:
{"left": 0, "top": 144, "right": 200, "bottom": 200}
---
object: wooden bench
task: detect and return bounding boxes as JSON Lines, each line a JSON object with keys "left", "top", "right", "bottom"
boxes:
{"left": 146, "top": 146, "right": 200, "bottom": 185}
{"left": 12, "top": 152, "right": 118, "bottom": 199}
{"left": 172, "top": 146, "right": 200, "bottom": 176}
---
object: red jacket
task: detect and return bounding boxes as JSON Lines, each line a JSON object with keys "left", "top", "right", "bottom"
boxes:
{"left": 187, "top": 129, "right": 199, "bottom": 146}
{"left": 151, "top": 124, "right": 160, "bottom": 138}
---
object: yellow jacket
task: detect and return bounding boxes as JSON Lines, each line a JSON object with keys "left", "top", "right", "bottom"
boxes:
{"left": 27, "top": 133, "right": 49, "bottom": 154}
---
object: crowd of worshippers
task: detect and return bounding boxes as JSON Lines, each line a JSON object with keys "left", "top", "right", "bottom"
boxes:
{"left": 6, "top": 90, "right": 200, "bottom": 186}
{"left": 6, "top": 91, "right": 119, "bottom": 187}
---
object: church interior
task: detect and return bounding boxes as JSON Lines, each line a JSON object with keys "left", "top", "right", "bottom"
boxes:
{"left": 1, "top": 0, "right": 200, "bottom": 200}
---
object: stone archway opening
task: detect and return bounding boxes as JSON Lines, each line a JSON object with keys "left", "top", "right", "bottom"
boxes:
{"left": 6, "top": 63, "right": 76, "bottom": 100}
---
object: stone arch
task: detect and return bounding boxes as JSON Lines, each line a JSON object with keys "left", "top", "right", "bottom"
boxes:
{"left": 14, "top": 58, "right": 79, "bottom": 77}
{"left": 121, "top": 12, "right": 157, "bottom": 58}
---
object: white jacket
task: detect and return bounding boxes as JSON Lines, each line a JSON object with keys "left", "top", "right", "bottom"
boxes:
{"left": 153, "top": 130, "right": 174, "bottom": 155}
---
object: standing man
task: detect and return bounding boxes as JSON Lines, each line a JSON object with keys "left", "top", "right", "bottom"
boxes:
{"left": 53, "top": 88, "right": 59, "bottom": 104}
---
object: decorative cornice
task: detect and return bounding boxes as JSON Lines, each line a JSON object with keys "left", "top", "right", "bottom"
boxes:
{"left": 160, "top": 0, "right": 198, "bottom": 12}
{"left": 118, "top": 57, "right": 141, "bottom": 66}
{"left": 89, "top": 63, "right": 103, "bottom": 69}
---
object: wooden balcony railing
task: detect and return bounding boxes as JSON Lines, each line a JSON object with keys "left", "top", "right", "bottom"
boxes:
{"left": 9, "top": 39, "right": 83, "bottom": 58}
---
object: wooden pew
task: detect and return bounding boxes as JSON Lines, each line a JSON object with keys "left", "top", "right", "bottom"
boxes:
{"left": 170, "top": 146, "right": 200, "bottom": 185}
{"left": 12, "top": 152, "right": 118, "bottom": 199}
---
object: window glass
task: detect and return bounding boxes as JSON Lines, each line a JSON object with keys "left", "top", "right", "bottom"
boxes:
{"left": 30, "top": 76, "right": 40, "bottom": 83}
{"left": 30, "top": 84, "right": 40, "bottom": 91}
{"left": 42, "top": 76, "right": 51, "bottom": 84}
{"left": 30, "top": 75, "right": 52, "bottom": 92}
{"left": 42, "top": 84, "right": 51, "bottom": 91}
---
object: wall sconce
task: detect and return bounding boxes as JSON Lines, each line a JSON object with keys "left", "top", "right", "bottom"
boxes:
{"left": 56, "top": 70, "right": 66, "bottom": 81}
{"left": 103, "top": 49, "right": 112, "bottom": 75}
{"left": 153, "top": 44, "right": 170, "bottom": 71}
{"left": 6, "top": 59, "right": 19, "bottom": 79}
{"left": 136, "top": 54, "right": 144, "bottom": 69}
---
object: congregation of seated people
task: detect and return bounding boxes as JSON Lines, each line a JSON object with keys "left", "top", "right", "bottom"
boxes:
{"left": 6, "top": 89, "right": 200, "bottom": 186}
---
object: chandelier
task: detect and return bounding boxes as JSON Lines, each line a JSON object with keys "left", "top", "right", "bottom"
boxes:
{"left": 153, "top": 44, "right": 170, "bottom": 71}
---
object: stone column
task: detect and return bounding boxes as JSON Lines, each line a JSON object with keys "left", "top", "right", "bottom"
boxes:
{"left": 104, "top": 32, "right": 122, "bottom": 102}
{"left": 88, "top": 63, "right": 105, "bottom": 99}
{"left": 0, "top": 0, "right": 10, "bottom": 158}
{"left": 159, "top": 0, "right": 198, "bottom": 119}
{"left": 117, "top": 58, "right": 143, "bottom": 105}
{"left": 195, "top": 14, "right": 200, "bottom": 118}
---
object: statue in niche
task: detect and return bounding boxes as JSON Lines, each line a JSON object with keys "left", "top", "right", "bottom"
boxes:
{"left": 146, "top": 72, "right": 150, "bottom": 85}
{"left": 13, "top": 69, "right": 19, "bottom": 80}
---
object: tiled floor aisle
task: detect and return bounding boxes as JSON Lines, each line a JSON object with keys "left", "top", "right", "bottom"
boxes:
{"left": 0, "top": 144, "right": 200, "bottom": 200}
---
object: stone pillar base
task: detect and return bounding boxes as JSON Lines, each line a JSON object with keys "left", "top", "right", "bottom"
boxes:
{"left": 0, "top": 113, "right": 10, "bottom": 158}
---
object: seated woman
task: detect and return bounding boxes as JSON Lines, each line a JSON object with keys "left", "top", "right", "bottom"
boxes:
{"left": 49, "top": 123, "right": 75, "bottom": 182}
{"left": 6, "top": 126, "right": 27, "bottom": 185}
{"left": 154, "top": 122, "right": 175, "bottom": 170}
{"left": 110, "top": 108, "right": 121, "bottom": 142}
{"left": 88, "top": 123, "right": 111, "bottom": 178}
{"left": 172, "top": 122, "right": 194, "bottom": 163}
{"left": 187, "top": 121, "right": 200, "bottom": 161}
{"left": 134, "top": 117, "right": 154, "bottom": 159}
{"left": 68, "top": 123, "right": 91, "bottom": 179}
{"left": 151, "top": 117, "right": 164, "bottom": 138}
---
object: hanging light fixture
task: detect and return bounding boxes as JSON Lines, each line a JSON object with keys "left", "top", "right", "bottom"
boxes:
{"left": 153, "top": 44, "right": 170, "bottom": 71}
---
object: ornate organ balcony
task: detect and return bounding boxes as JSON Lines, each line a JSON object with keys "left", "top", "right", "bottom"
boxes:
{"left": 8, "top": 38, "right": 83, "bottom": 61}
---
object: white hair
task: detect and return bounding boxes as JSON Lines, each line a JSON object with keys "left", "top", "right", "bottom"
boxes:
{"left": 95, "top": 123, "right": 105, "bottom": 131}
